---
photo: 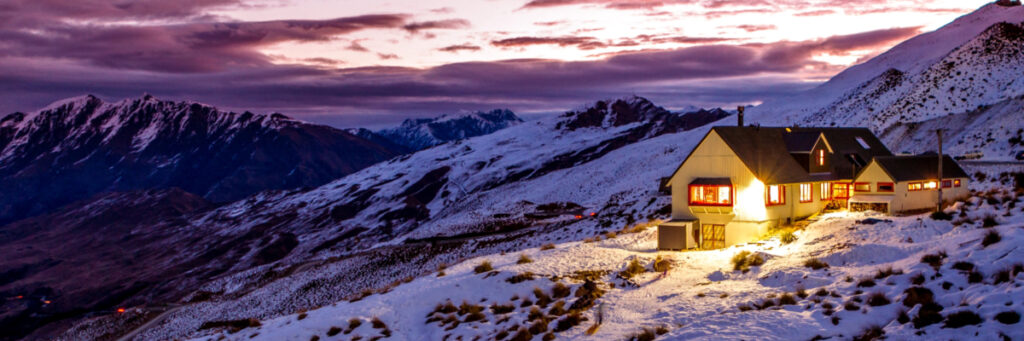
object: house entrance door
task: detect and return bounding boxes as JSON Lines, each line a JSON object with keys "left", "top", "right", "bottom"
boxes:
{"left": 701, "top": 224, "right": 726, "bottom": 249}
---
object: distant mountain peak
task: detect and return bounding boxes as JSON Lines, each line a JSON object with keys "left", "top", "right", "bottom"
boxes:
{"left": 375, "top": 109, "right": 523, "bottom": 150}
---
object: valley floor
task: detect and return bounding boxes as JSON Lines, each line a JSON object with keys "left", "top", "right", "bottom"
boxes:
{"left": 196, "top": 190, "right": 1024, "bottom": 341}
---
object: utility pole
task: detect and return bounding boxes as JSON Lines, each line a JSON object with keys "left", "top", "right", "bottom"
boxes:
{"left": 936, "top": 129, "right": 944, "bottom": 212}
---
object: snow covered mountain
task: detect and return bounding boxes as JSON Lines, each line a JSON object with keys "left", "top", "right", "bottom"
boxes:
{"left": 9, "top": 3, "right": 1024, "bottom": 340}
{"left": 0, "top": 96, "right": 728, "bottom": 340}
{"left": 0, "top": 94, "right": 405, "bottom": 225}
{"left": 353, "top": 109, "right": 524, "bottom": 151}
{"left": 751, "top": 3, "right": 1024, "bottom": 159}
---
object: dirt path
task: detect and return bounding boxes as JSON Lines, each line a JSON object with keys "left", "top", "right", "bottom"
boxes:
{"left": 116, "top": 305, "right": 182, "bottom": 341}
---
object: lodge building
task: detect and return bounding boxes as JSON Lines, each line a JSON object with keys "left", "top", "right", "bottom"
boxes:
{"left": 658, "top": 125, "right": 969, "bottom": 250}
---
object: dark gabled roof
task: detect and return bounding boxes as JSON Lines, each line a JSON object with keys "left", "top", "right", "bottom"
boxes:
{"left": 868, "top": 155, "right": 969, "bottom": 182}
{"left": 669, "top": 125, "right": 896, "bottom": 185}
{"left": 783, "top": 131, "right": 820, "bottom": 153}
{"left": 712, "top": 126, "right": 814, "bottom": 184}
{"left": 690, "top": 177, "right": 731, "bottom": 186}
{"left": 793, "top": 127, "right": 893, "bottom": 179}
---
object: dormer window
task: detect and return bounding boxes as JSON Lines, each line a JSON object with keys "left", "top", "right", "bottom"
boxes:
{"left": 817, "top": 149, "right": 825, "bottom": 166}
{"left": 855, "top": 136, "right": 870, "bottom": 149}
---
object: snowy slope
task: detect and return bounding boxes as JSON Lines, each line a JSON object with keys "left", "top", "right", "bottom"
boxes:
{"left": 750, "top": 3, "right": 1024, "bottom": 128}
{"left": 38, "top": 97, "right": 727, "bottom": 340}
{"left": 197, "top": 191, "right": 1024, "bottom": 341}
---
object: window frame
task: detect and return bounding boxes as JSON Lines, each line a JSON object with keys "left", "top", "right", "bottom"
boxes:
{"left": 817, "top": 149, "right": 825, "bottom": 166}
{"left": 820, "top": 182, "right": 832, "bottom": 200}
{"left": 924, "top": 181, "right": 938, "bottom": 190}
{"left": 941, "top": 180, "right": 952, "bottom": 188}
{"left": 765, "top": 184, "right": 786, "bottom": 206}
{"left": 876, "top": 182, "right": 894, "bottom": 192}
{"left": 954, "top": 179, "right": 961, "bottom": 187}
{"left": 908, "top": 182, "right": 923, "bottom": 191}
{"left": 799, "top": 183, "right": 813, "bottom": 203}
{"left": 688, "top": 184, "right": 734, "bottom": 207}
{"left": 832, "top": 182, "right": 850, "bottom": 199}
{"left": 853, "top": 182, "right": 871, "bottom": 193}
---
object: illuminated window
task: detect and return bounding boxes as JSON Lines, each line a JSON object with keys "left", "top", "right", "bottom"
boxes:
{"left": 924, "top": 181, "right": 937, "bottom": 189}
{"left": 689, "top": 185, "right": 732, "bottom": 206}
{"left": 942, "top": 180, "right": 952, "bottom": 188}
{"left": 766, "top": 184, "right": 785, "bottom": 206}
{"left": 832, "top": 183, "right": 850, "bottom": 199}
{"left": 908, "top": 182, "right": 923, "bottom": 191}
{"left": 853, "top": 182, "right": 871, "bottom": 192}
{"left": 800, "top": 183, "right": 812, "bottom": 203}
{"left": 877, "top": 182, "right": 894, "bottom": 192}
{"left": 954, "top": 179, "right": 961, "bottom": 187}
{"left": 820, "top": 183, "right": 831, "bottom": 200}
{"left": 817, "top": 149, "right": 825, "bottom": 166}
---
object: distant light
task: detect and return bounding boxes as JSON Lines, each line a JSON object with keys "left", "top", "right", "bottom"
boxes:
{"left": 15, "top": 295, "right": 23, "bottom": 299}
{"left": 574, "top": 215, "right": 582, "bottom": 219}
{"left": 117, "top": 308, "right": 126, "bottom": 313}
{"left": 589, "top": 212, "right": 596, "bottom": 216}
{"left": 43, "top": 300, "right": 51, "bottom": 304}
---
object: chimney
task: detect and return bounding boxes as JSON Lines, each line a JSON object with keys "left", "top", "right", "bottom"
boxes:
{"left": 737, "top": 106, "right": 745, "bottom": 127}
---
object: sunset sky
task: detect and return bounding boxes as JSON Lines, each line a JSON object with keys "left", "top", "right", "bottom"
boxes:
{"left": 0, "top": 0, "right": 991, "bottom": 127}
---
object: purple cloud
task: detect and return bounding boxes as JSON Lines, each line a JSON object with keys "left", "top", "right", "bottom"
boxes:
{"left": 438, "top": 44, "right": 483, "bottom": 52}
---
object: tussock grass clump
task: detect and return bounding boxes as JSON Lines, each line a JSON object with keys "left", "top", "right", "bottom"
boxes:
{"left": 492, "top": 303, "right": 516, "bottom": 314}
{"left": 796, "top": 287, "right": 808, "bottom": 299}
{"left": 540, "top": 243, "right": 556, "bottom": 251}
{"left": 605, "top": 231, "right": 618, "bottom": 239}
{"left": 856, "top": 278, "right": 876, "bottom": 288}
{"left": 902, "top": 287, "right": 934, "bottom": 307}
{"left": 920, "top": 251, "right": 946, "bottom": 269}
{"left": 652, "top": 255, "right": 672, "bottom": 273}
{"left": 732, "top": 251, "right": 766, "bottom": 272}
{"left": 874, "top": 266, "right": 902, "bottom": 279}
{"left": 994, "top": 311, "right": 1021, "bottom": 324}
{"left": 510, "top": 327, "right": 532, "bottom": 341}
{"left": 458, "top": 301, "right": 484, "bottom": 316}
{"left": 780, "top": 230, "right": 798, "bottom": 244}
{"left": 554, "top": 311, "right": 583, "bottom": 332}
{"left": 533, "top": 287, "right": 552, "bottom": 308}
{"left": 552, "top": 282, "right": 571, "bottom": 299}
{"left": 844, "top": 301, "right": 860, "bottom": 311}
{"left": 528, "top": 318, "right": 548, "bottom": 334}
{"left": 930, "top": 211, "right": 953, "bottom": 221}
{"left": 910, "top": 273, "right": 926, "bottom": 285}
{"left": 852, "top": 325, "right": 884, "bottom": 341}
{"left": 866, "top": 292, "right": 891, "bottom": 306}
{"left": 626, "top": 327, "right": 657, "bottom": 341}
{"left": 297, "top": 312, "right": 307, "bottom": 320}
{"left": 982, "top": 216, "right": 999, "bottom": 227}
{"left": 804, "top": 258, "right": 829, "bottom": 270}
{"left": 620, "top": 259, "right": 646, "bottom": 279}
{"left": 475, "top": 260, "right": 494, "bottom": 273}
{"left": 814, "top": 288, "right": 829, "bottom": 297}
{"left": 517, "top": 254, "right": 533, "bottom": 264}
{"left": 943, "top": 310, "right": 983, "bottom": 328}
{"left": 777, "top": 293, "right": 797, "bottom": 306}
{"left": 967, "top": 270, "right": 984, "bottom": 283}
{"left": 982, "top": 230, "right": 1001, "bottom": 247}
{"left": 326, "top": 326, "right": 342, "bottom": 336}
{"left": 507, "top": 272, "right": 537, "bottom": 284}
{"left": 548, "top": 301, "right": 567, "bottom": 316}
{"left": 913, "top": 303, "right": 945, "bottom": 329}
{"left": 951, "top": 261, "right": 974, "bottom": 271}
{"left": 993, "top": 268, "right": 1012, "bottom": 284}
